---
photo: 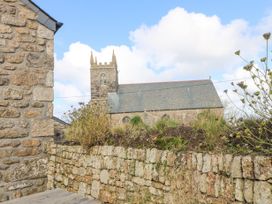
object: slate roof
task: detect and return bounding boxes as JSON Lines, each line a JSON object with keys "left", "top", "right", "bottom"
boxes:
{"left": 108, "top": 79, "right": 223, "bottom": 114}
{"left": 20, "top": 0, "right": 62, "bottom": 32}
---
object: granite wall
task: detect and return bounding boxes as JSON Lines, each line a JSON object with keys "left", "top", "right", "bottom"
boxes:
{"left": 47, "top": 144, "right": 272, "bottom": 204}
{"left": 0, "top": 0, "right": 55, "bottom": 201}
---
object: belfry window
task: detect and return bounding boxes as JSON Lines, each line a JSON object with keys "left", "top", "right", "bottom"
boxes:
{"left": 100, "top": 73, "right": 106, "bottom": 85}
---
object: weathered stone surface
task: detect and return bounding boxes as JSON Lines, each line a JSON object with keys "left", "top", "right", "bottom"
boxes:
{"left": 10, "top": 70, "right": 45, "bottom": 86}
{"left": 0, "top": 100, "right": 9, "bottom": 107}
{"left": 0, "top": 128, "right": 28, "bottom": 138}
{"left": 242, "top": 156, "right": 253, "bottom": 179}
{"left": 0, "top": 77, "right": 9, "bottom": 86}
{"left": 0, "top": 24, "right": 12, "bottom": 33}
{"left": 3, "top": 88, "right": 23, "bottom": 100}
{"left": 254, "top": 181, "right": 272, "bottom": 204}
{"left": 45, "top": 70, "right": 53, "bottom": 87}
{"left": 244, "top": 180, "right": 253, "bottom": 203}
{"left": 30, "top": 119, "right": 54, "bottom": 137}
{"left": 0, "top": 139, "right": 20, "bottom": 147}
{"left": 0, "top": 149, "right": 13, "bottom": 159}
{"left": 22, "top": 139, "right": 41, "bottom": 147}
{"left": 254, "top": 156, "right": 272, "bottom": 180}
{"left": 202, "top": 154, "right": 211, "bottom": 173}
{"left": 12, "top": 101, "right": 29, "bottom": 108}
{"left": 5, "top": 53, "right": 25, "bottom": 64}
{"left": 47, "top": 144, "right": 272, "bottom": 204}
{"left": 235, "top": 179, "right": 244, "bottom": 202}
{"left": 1, "top": 15, "right": 26, "bottom": 27}
{"left": 0, "top": 108, "right": 20, "bottom": 118}
{"left": 37, "top": 24, "right": 54, "bottom": 39}
{"left": 100, "top": 170, "right": 109, "bottom": 184}
{"left": 31, "top": 102, "right": 44, "bottom": 108}
{"left": 33, "top": 87, "right": 53, "bottom": 101}
{"left": 231, "top": 156, "right": 242, "bottom": 178}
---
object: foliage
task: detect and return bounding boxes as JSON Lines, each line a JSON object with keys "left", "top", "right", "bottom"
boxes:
{"left": 154, "top": 118, "right": 178, "bottom": 134}
{"left": 65, "top": 102, "right": 110, "bottom": 148}
{"left": 155, "top": 136, "right": 187, "bottom": 151}
{"left": 225, "top": 32, "right": 272, "bottom": 154}
{"left": 191, "top": 110, "right": 228, "bottom": 150}
{"left": 130, "top": 115, "right": 143, "bottom": 126}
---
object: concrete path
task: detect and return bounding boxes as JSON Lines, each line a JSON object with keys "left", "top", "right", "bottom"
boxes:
{"left": 2, "top": 189, "right": 101, "bottom": 204}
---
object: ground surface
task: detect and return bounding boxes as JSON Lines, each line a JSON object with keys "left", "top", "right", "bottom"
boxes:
{"left": 2, "top": 189, "right": 101, "bottom": 204}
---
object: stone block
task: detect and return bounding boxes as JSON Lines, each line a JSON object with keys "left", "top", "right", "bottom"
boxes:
{"left": 135, "top": 161, "right": 144, "bottom": 177}
{"left": 254, "top": 181, "right": 272, "bottom": 204}
{"left": 0, "top": 78, "right": 9, "bottom": 86}
{"left": 33, "top": 87, "right": 53, "bottom": 101}
{"left": 202, "top": 154, "right": 212, "bottom": 173}
{"left": 3, "top": 88, "right": 23, "bottom": 100}
{"left": 5, "top": 53, "right": 25, "bottom": 64}
{"left": 197, "top": 153, "right": 203, "bottom": 171}
{"left": 231, "top": 156, "right": 242, "bottom": 178}
{"left": 244, "top": 180, "right": 253, "bottom": 203}
{"left": 1, "top": 15, "right": 26, "bottom": 26}
{"left": 37, "top": 24, "right": 54, "bottom": 39}
{"left": 254, "top": 156, "right": 272, "bottom": 180}
{"left": 235, "top": 179, "right": 244, "bottom": 202}
{"left": 45, "top": 70, "right": 53, "bottom": 87}
{"left": 0, "top": 101, "right": 9, "bottom": 107}
{"left": 113, "top": 146, "right": 126, "bottom": 158}
{"left": 13, "top": 147, "right": 41, "bottom": 157}
{"left": 21, "top": 139, "right": 41, "bottom": 147}
{"left": 224, "top": 154, "right": 233, "bottom": 176}
{"left": 100, "top": 170, "right": 109, "bottom": 184}
{"left": 30, "top": 119, "right": 54, "bottom": 137}
{"left": 91, "top": 180, "right": 100, "bottom": 198}
{"left": 0, "top": 128, "right": 28, "bottom": 139}
{"left": 242, "top": 156, "right": 254, "bottom": 179}
{"left": 0, "top": 108, "right": 20, "bottom": 118}
{"left": 0, "top": 139, "right": 20, "bottom": 148}
{"left": 0, "top": 149, "right": 13, "bottom": 159}
{"left": 0, "top": 24, "right": 12, "bottom": 33}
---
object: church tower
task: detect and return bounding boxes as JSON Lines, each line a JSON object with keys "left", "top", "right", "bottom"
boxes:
{"left": 90, "top": 51, "right": 118, "bottom": 100}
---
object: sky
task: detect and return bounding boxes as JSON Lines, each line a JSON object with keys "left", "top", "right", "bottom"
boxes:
{"left": 33, "top": 0, "right": 272, "bottom": 119}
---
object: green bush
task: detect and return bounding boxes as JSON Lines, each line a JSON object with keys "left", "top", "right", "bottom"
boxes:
{"left": 191, "top": 110, "right": 228, "bottom": 150}
{"left": 154, "top": 118, "right": 178, "bottom": 134}
{"left": 65, "top": 103, "right": 110, "bottom": 148}
{"left": 155, "top": 137, "right": 187, "bottom": 151}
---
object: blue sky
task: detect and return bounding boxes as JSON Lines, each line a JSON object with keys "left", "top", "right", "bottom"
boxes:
{"left": 32, "top": 1, "right": 272, "bottom": 118}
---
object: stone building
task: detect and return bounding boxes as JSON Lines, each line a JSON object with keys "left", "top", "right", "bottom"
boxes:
{"left": 0, "top": 0, "right": 61, "bottom": 201}
{"left": 90, "top": 53, "right": 223, "bottom": 125}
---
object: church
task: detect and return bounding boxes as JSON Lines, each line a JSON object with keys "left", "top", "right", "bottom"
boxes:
{"left": 90, "top": 52, "right": 223, "bottom": 125}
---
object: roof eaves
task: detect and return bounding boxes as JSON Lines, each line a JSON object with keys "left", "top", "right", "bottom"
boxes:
{"left": 20, "top": 0, "right": 63, "bottom": 33}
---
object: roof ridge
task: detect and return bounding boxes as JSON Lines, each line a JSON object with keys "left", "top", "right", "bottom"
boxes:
{"left": 119, "top": 79, "right": 211, "bottom": 86}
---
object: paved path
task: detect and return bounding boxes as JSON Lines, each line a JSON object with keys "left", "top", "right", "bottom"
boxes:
{"left": 2, "top": 189, "right": 101, "bottom": 204}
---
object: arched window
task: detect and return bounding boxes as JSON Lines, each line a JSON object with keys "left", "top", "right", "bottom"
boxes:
{"left": 161, "top": 114, "right": 170, "bottom": 120}
{"left": 122, "top": 116, "right": 130, "bottom": 124}
{"left": 100, "top": 73, "right": 106, "bottom": 85}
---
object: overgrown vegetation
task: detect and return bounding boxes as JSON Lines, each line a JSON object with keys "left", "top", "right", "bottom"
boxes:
{"left": 224, "top": 32, "right": 272, "bottom": 154}
{"left": 65, "top": 102, "right": 110, "bottom": 148}
{"left": 63, "top": 33, "right": 272, "bottom": 155}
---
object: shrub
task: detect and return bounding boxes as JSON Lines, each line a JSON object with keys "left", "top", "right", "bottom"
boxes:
{"left": 155, "top": 137, "right": 187, "bottom": 151}
{"left": 191, "top": 110, "right": 228, "bottom": 150}
{"left": 130, "top": 115, "right": 143, "bottom": 126}
{"left": 154, "top": 118, "right": 178, "bottom": 134}
{"left": 65, "top": 102, "right": 110, "bottom": 148}
{"left": 224, "top": 32, "right": 272, "bottom": 154}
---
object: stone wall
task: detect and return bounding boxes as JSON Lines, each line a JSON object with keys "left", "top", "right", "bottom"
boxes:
{"left": 0, "top": 0, "right": 55, "bottom": 201}
{"left": 110, "top": 108, "right": 224, "bottom": 126}
{"left": 47, "top": 144, "right": 272, "bottom": 204}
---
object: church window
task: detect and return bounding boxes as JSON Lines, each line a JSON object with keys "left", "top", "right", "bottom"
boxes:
{"left": 122, "top": 116, "right": 130, "bottom": 124}
{"left": 100, "top": 73, "right": 106, "bottom": 85}
{"left": 161, "top": 114, "right": 170, "bottom": 120}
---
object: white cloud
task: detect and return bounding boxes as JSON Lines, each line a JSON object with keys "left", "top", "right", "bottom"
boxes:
{"left": 54, "top": 7, "right": 272, "bottom": 118}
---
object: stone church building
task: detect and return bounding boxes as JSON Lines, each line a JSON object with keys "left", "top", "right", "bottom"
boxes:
{"left": 90, "top": 53, "right": 223, "bottom": 125}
